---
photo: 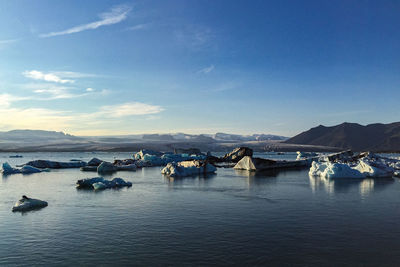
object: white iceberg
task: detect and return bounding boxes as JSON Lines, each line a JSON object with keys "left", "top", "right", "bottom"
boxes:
{"left": 309, "top": 161, "right": 365, "bottom": 179}
{"left": 12, "top": 196, "right": 48, "bottom": 212}
{"left": 354, "top": 159, "right": 394, "bottom": 178}
{"left": 134, "top": 149, "right": 163, "bottom": 160}
{"left": 161, "top": 160, "right": 216, "bottom": 177}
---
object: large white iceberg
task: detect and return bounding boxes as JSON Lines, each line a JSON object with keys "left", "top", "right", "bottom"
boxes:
{"left": 12, "top": 195, "right": 48, "bottom": 212}
{"left": 309, "top": 161, "right": 365, "bottom": 179}
{"left": 308, "top": 151, "right": 399, "bottom": 179}
{"left": 161, "top": 160, "right": 216, "bottom": 177}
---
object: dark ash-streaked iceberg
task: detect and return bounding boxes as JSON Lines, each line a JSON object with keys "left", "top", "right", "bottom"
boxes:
{"left": 76, "top": 177, "right": 132, "bottom": 190}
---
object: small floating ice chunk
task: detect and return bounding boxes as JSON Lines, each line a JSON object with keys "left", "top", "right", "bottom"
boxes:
{"left": 76, "top": 177, "right": 105, "bottom": 189}
{"left": 161, "top": 160, "right": 216, "bottom": 177}
{"left": 12, "top": 195, "right": 48, "bottom": 212}
{"left": 134, "top": 149, "right": 163, "bottom": 160}
{"left": 76, "top": 177, "right": 132, "bottom": 190}
{"left": 9, "top": 155, "right": 23, "bottom": 158}
{"left": 296, "top": 151, "right": 318, "bottom": 160}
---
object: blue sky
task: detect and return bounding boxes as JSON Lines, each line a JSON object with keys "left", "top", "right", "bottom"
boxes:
{"left": 0, "top": 0, "right": 399, "bottom": 136}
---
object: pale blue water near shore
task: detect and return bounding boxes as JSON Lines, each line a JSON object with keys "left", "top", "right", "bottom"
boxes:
{"left": 1, "top": 152, "right": 400, "bottom": 266}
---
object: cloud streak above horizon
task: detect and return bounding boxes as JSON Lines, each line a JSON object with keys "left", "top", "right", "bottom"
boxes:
{"left": 23, "top": 70, "right": 74, "bottom": 83}
{"left": 198, "top": 65, "right": 214, "bottom": 74}
{"left": 99, "top": 102, "right": 164, "bottom": 118}
{"left": 40, "top": 5, "right": 131, "bottom": 37}
{"left": 0, "top": 99, "right": 164, "bottom": 133}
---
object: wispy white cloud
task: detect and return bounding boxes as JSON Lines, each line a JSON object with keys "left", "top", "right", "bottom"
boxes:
{"left": 84, "top": 88, "right": 111, "bottom": 95}
{"left": 0, "top": 106, "right": 73, "bottom": 131}
{"left": 33, "top": 86, "right": 84, "bottom": 99}
{"left": 0, "top": 99, "right": 165, "bottom": 133}
{"left": 0, "top": 39, "right": 19, "bottom": 49}
{"left": 23, "top": 70, "right": 74, "bottom": 84}
{"left": 198, "top": 65, "right": 215, "bottom": 74}
{"left": 50, "top": 71, "right": 98, "bottom": 79}
{"left": 174, "top": 25, "right": 213, "bottom": 49}
{"left": 21, "top": 83, "right": 89, "bottom": 99}
{"left": 98, "top": 102, "right": 164, "bottom": 118}
{"left": 0, "top": 39, "right": 19, "bottom": 45}
{"left": 126, "top": 23, "right": 149, "bottom": 31}
{"left": 0, "top": 93, "right": 29, "bottom": 107}
{"left": 40, "top": 5, "right": 131, "bottom": 37}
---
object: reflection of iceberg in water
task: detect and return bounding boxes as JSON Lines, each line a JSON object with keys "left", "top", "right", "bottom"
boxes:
{"left": 309, "top": 176, "right": 335, "bottom": 194}
{"left": 234, "top": 169, "right": 278, "bottom": 188}
{"left": 309, "top": 175, "right": 394, "bottom": 197}
{"left": 359, "top": 179, "right": 374, "bottom": 197}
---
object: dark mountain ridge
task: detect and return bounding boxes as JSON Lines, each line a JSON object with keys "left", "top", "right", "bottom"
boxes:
{"left": 285, "top": 122, "right": 400, "bottom": 152}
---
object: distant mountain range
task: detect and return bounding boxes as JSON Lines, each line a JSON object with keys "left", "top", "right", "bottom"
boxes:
{"left": 285, "top": 122, "right": 400, "bottom": 152}
{"left": 0, "top": 130, "right": 80, "bottom": 142}
{"left": 0, "top": 130, "right": 287, "bottom": 146}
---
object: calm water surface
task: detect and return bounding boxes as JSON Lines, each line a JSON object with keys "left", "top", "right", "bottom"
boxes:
{"left": 1, "top": 152, "right": 400, "bottom": 266}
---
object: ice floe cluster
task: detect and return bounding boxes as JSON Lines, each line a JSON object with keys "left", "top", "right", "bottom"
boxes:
{"left": 134, "top": 149, "right": 207, "bottom": 167}
{"left": 309, "top": 152, "right": 399, "bottom": 179}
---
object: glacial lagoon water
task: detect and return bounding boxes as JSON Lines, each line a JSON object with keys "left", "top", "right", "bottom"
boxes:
{"left": 1, "top": 152, "right": 400, "bottom": 266}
